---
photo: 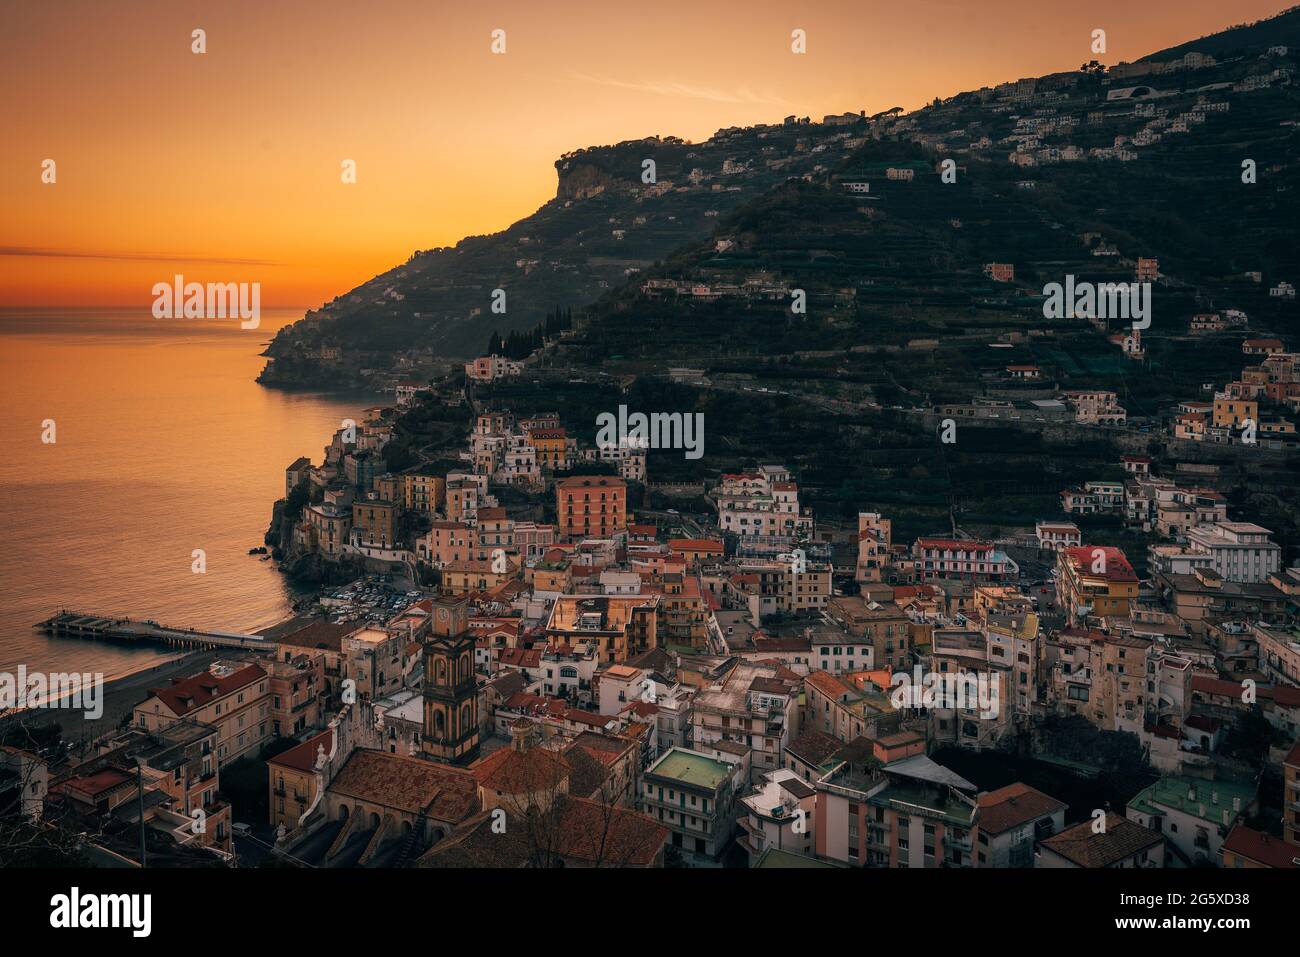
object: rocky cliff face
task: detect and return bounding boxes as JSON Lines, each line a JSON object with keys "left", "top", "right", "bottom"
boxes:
{"left": 554, "top": 161, "right": 627, "bottom": 202}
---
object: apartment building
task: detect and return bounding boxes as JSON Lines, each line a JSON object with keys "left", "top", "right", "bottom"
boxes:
{"left": 738, "top": 768, "right": 817, "bottom": 864}
{"left": 815, "top": 752, "right": 978, "bottom": 868}
{"left": 266, "top": 654, "right": 322, "bottom": 739}
{"left": 528, "top": 427, "right": 569, "bottom": 471}
{"left": 1255, "top": 623, "right": 1300, "bottom": 686}
{"left": 825, "top": 597, "right": 913, "bottom": 670}
{"left": 1046, "top": 627, "right": 1156, "bottom": 734}
{"left": 134, "top": 662, "right": 270, "bottom": 766}
{"left": 1037, "top": 813, "right": 1164, "bottom": 868}
{"left": 856, "top": 512, "right": 892, "bottom": 582}
{"left": 1036, "top": 521, "right": 1081, "bottom": 551}
{"left": 715, "top": 468, "right": 814, "bottom": 551}
{"left": 730, "top": 558, "right": 831, "bottom": 620}
{"left": 474, "top": 506, "right": 515, "bottom": 557}
{"left": 301, "top": 501, "right": 352, "bottom": 557}
{"left": 641, "top": 747, "right": 741, "bottom": 859}
{"left": 513, "top": 521, "right": 556, "bottom": 563}
{"left": 985, "top": 612, "right": 1040, "bottom": 717}
{"left": 1186, "top": 522, "right": 1281, "bottom": 583}
{"left": 1061, "top": 481, "right": 1124, "bottom": 515}
{"left": 911, "top": 539, "right": 1019, "bottom": 581}
{"left": 975, "top": 783, "right": 1066, "bottom": 867}
{"left": 1065, "top": 390, "right": 1127, "bottom": 425}
{"left": 545, "top": 593, "right": 659, "bottom": 663}
{"left": 1126, "top": 775, "right": 1256, "bottom": 867}
{"left": 57, "top": 721, "right": 234, "bottom": 857}
{"left": 804, "top": 671, "right": 900, "bottom": 745}
{"left": 267, "top": 728, "right": 333, "bottom": 833}
{"left": 691, "top": 661, "right": 800, "bottom": 780}
{"left": 926, "top": 628, "right": 1012, "bottom": 748}
{"left": 342, "top": 627, "right": 405, "bottom": 701}
{"left": 403, "top": 471, "right": 445, "bottom": 513}
{"left": 419, "top": 521, "right": 472, "bottom": 567}
{"left": 464, "top": 354, "right": 522, "bottom": 381}
{"left": 556, "top": 475, "right": 627, "bottom": 540}
{"left": 1056, "top": 545, "right": 1139, "bottom": 624}
{"left": 351, "top": 494, "right": 398, "bottom": 548}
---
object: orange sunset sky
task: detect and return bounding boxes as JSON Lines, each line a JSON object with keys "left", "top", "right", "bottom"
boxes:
{"left": 0, "top": 0, "right": 1286, "bottom": 309}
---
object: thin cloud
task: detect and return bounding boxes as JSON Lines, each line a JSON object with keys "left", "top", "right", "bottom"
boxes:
{"left": 0, "top": 246, "right": 283, "bottom": 266}
{"left": 566, "top": 71, "right": 793, "bottom": 108}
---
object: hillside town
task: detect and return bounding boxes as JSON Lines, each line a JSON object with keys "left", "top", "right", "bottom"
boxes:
{"left": 9, "top": 358, "right": 1299, "bottom": 872}
{"left": 6, "top": 7, "right": 1300, "bottom": 898}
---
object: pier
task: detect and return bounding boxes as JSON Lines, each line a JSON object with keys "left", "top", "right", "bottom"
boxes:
{"left": 35, "top": 610, "right": 270, "bottom": 652}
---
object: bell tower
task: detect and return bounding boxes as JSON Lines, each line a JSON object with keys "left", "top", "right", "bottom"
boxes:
{"left": 421, "top": 596, "right": 480, "bottom": 764}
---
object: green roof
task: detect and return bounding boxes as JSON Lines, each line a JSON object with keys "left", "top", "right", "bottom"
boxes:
{"left": 753, "top": 848, "right": 844, "bottom": 869}
{"left": 648, "top": 748, "right": 733, "bottom": 791}
{"left": 1127, "top": 775, "right": 1255, "bottom": 823}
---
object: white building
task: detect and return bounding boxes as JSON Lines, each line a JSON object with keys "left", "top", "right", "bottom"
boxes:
{"left": 1186, "top": 522, "right": 1281, "bottom": 583}
{"left": 1035, "top": 521, "right": 1081, "bottom": 551}
{"left": 738, "top": 768, "right": 817, "bottom": 864}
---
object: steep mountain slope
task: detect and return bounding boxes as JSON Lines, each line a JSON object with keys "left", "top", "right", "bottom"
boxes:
{"left": 554, "top": 18, "right": 1299, "bottom": 415}
{"left": 260, "top": 6, "right": 1298, "bottom": 402}
{"left": 257, "top": 123, "right": 871, "bottom": 387}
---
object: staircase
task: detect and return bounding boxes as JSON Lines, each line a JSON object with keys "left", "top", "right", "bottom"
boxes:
{"left": 395, "top": 809, "right": 431, "bottom": 867}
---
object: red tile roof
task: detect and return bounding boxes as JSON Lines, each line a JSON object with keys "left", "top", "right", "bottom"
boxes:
{"left": 916, "top": 538, "right": 994, "bottom": 553}
{"left": 1222, "top": 824, "right": 1299, "bottom": 868}
{"left": 148, "top": 663, "right": 266, "bottom": 717}
{"left": 1061, "top": 546, "right": 1137, "bottom": 582}
{"left": 805, "top": 670, "right": 855, "bottom": 700}
{"left": 1285, "top": 741, "right": 1300, "bottom": 768}
{"left": 499, "top": 647, "right": 542, "bottom": 669}
{"left": 977, "top": 783, "right": 1066, "bottom": 835}
{"left": 329, "top": 750, "right": 478, "bottom": 822}
{"left": 1040, "top": 813, "right": 1161, "bottom": 867}
{"left": 269, "top": 730, "right": 334, "bottom": 773}
{"left": 668, "top": 538, "right": 725, "bottom": 553}
{"left": 473, "top": 745, "right": 570, "bottom": 794}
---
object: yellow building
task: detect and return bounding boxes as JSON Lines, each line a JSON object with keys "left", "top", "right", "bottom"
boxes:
{"left": 531, "top": 559, "right": 572, "bottom": 595}
{"left": 546, "top": 594, "right": 659, "bottom": 663}
{"left": 404, "top": 472, "right": 445, "bottom": 512}
{"left": 302, "top": 501, "right": 352, "bottom": 557}
{"left": 133, "top": 662, "right": 270, "bottom": 766}
{"left": 352, "top": 497, "right": 399, "bottom": 548}
{"left": 441, "top": 558, "right": 518, "bottom": 596}
{"left": 528, "top": 427, "right": 568, "bottom": 471}
{"left": 1056, "top": 546, "right": 1139, "bottom": 624}
{"left": 1212, "top": 395, "right": 1258, "bottom": 429}
{"left": 267, "top": 728, "right": 334, "bottom": 833}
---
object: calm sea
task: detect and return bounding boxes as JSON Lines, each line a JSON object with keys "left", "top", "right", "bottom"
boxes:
{"left": 0, "top": 307, "right": 377, "bottom": 679}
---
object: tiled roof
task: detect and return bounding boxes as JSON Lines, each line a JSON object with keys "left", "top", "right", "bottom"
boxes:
{"left": 419, "top": 797, "right": 667, "bottom": 867}
{"left": 473, "top": 746, "right": 570, "bottom": 795}
{"left": 268, "top": 729, "right": 333, "bottom": 773}
{"left": 148, "top": 664, "right": 265, "bottom": 717}
{"left": 785, "top": 729, "right": 844, "bottom": 767}
{"left": 1040, "top": 813, "right": 1161, "bottom": 867}
{"left": 1061, "top": 546, "right": 1138, "bottom": 582}
{"left": 976, "top": 783, "right": 1066, "bottom": 835}
{"left": 1222, "top": 824, "right": 1299, "bottom": 868}
{"left": 329, "top": 750, "right": 478, "bottom": 822}
{"left": 805, "top": 670, "right": 855, "bottom": 700}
